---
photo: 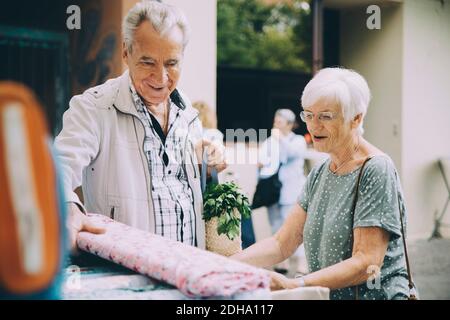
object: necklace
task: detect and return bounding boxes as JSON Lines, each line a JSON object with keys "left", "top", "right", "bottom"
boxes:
{"left": 330, "top": 137, "right": 360, "bottom": 174}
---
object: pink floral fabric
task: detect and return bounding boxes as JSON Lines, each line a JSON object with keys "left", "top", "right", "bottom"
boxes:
{"left": 76, "top": 214, "right": 270, "bottom": 298}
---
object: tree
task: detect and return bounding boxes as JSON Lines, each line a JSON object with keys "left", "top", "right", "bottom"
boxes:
{"left": 217, "top": 0, "right": 312, "bottom": 73}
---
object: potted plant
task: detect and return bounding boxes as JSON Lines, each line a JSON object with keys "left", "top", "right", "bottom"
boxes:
{"left": 202, "top": 181, "right": 251, "bottom": 256}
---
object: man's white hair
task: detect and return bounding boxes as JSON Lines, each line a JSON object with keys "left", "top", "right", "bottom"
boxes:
{"left": 301, "top": 67, "right": 371, "bottom": 135}
{"left": 122, "top": 0, "right": 190, "bottom": 53}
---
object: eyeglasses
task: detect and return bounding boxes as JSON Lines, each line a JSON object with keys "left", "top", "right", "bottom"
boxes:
{"left": 299, "top": 111, "right": 339, "bottom": 123}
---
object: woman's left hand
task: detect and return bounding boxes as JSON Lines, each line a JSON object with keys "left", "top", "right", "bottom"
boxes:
{"left": 267, "top": 271, "right": 296, "bottom": 291}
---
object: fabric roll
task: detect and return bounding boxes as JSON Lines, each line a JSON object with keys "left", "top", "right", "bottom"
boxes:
{"left": 77, "top": 214, "right": 270, "bottom": 298}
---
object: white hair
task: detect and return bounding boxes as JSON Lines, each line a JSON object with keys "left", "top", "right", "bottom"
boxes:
{"left": 122, "top": 0, "right": 190, "bottom": 53}
{"left": 275, "top": 109, "right": 296, "bottom": 124}
{"left": 301, "top": 67, "right": 371, "bottom": 135}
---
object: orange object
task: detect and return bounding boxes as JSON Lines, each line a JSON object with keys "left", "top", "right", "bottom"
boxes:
{"left": 304, "top": 132, "right": 312, "bottom": 145}
{"left": 0, "top": 82, "right": 61, "bottom": 294}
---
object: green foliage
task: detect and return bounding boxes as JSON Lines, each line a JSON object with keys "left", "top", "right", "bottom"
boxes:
{"left": 203, "top": 182, "right": 252, "bottom": 240}
{"left": 217, "top": 0, "right": 312, "bottom": 73}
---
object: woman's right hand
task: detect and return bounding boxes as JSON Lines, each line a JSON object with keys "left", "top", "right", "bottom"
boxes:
{"left": 67, "top": 203, "right": 106, "bottom": 253}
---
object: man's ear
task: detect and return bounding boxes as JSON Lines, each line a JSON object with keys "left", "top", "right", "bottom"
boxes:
{"left": 351, "top": 113, "right": 363, "bottom": 129}
{"left": 122, "top": 42, "right": 129, "bottom": 61}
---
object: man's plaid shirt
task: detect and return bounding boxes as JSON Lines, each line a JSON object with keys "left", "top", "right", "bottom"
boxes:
{"left": 130, "top": 80, "right": 196, "bottom": 246}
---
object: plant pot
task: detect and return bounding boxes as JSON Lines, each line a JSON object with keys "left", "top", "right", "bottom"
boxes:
{"left": 205, "top": 209, "right": 242, "bottom": 257}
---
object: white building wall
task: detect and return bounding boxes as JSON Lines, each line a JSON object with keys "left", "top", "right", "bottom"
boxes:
{"left": 164, "top": 0, "right": 217, "bottom": 111}
{"left": 401, "top": 0, "right": 450, "bottom": 238}
{"left": 340, "top": 4, "right": 404, "bottom": 171}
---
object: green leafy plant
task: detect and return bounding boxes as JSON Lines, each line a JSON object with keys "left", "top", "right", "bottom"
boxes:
{"left": 218, "top": 0, "right": 312, "bottom": 72}
{"left": 203, "top": 182, "right": 251, "bottom": 240}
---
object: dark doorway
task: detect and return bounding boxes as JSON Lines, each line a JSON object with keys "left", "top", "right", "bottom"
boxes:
{"left": 0, "top": 26, "right": 69, "bottom": 136}
{"left": 0, "top": 0, "right": 75, "bottom": 136}
{"left": 217, "top": 66, "right": 311, "bottom": 142}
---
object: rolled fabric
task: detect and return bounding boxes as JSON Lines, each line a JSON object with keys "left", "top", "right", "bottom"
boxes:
{"left": 77, "top": 214, "right": 270, "bottom": 298}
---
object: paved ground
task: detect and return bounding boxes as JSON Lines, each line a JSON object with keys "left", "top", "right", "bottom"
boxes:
{"left": 408, "top": 238, "right": 450, "bottom": 299}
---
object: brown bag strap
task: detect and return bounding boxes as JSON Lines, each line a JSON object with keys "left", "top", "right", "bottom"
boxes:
{"left": 395, "top": 174, "right": 417, "bottom": 299}
{"left": 350, "top": 156, "right": 373, "bottom": 216}
{"left": 349, "top": 156, "right": 374, "bottom": 300}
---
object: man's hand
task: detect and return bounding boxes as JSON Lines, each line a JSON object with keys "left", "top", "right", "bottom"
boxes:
{"left": 67, "top": 203, "right": 106, "bottom": 253}
{"left": 202, "top": 139, "right": 227, "bottom": 173}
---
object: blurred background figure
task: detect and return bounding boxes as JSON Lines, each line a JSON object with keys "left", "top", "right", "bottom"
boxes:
{"left": 257, "top": 108, "right": 307, "bottom": 274}
{"left": 192, "top": 100, "right": 224, "bottom": 144}
{"left": 0, "top": 82, "right": 67, "bottom": 299}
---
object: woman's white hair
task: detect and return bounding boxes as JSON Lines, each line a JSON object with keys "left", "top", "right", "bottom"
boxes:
{"left": 301, "top": 67, "right": 371, "bottom": 135}
{"left": 275, "top": 109, "right": 296, "bottom": 124}
{"left": 122, "top": 0, "right": 190, "bottom": 53}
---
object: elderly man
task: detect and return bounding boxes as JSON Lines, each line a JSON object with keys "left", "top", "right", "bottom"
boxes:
{"left": 55, "top": 1, "right": 226, "bottom": 250}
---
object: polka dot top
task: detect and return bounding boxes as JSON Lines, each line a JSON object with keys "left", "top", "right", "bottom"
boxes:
{"left": 298, "top": 155, "right": 410, "bottom": 300}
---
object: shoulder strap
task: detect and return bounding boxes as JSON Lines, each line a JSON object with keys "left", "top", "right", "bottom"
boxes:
{"left": 395, "top": 174, "right": 417, "bottom": 298}
{"left": 349, "top": 156, "right": 374, "bottom": 300}
{"left": 350, "top": 156, "right": 374, "bottom": 219}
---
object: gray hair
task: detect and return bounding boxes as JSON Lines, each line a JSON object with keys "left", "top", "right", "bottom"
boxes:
{"left": 275, "top": 109, "right": 296, "bottom": 124}
{"left": 301, "top": 67, "right": 371, "bottom": 135}
{"left": 122, "top": 0, "right": 190, "bottom": 53}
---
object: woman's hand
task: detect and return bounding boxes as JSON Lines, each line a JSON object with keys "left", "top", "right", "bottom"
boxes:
{"left": 267, "top": 271, "right": 298, "bottom": 291}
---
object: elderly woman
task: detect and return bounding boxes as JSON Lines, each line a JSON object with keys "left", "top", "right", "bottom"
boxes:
{"left": 232, "top": 67, "right": 415, "bottom": 300}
